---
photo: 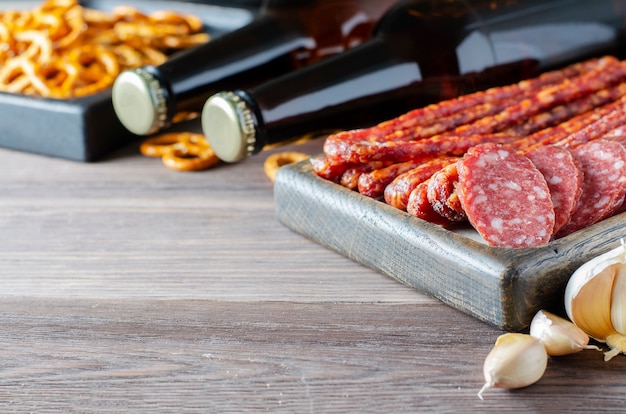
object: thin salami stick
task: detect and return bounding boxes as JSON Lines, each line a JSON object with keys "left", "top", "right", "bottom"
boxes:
{"left": 324, "top": 58, "right": 626, "bottom": 164}
{"left": 503, "top": 82, "right": 626, "bottom": 137}
{"left": 554, "top": 95, "right": 626, "bottom": 148}
{"left": 406, "top": 180, "right": 455, "bottom": 227}
{"left": 324, "top": 56, "right": 607, "bottom": 144}
{"left": 357, "top": 159, "right": 428, "bottom": 198}
{"left": 393, "top": 59, "right": 614, "bottom": 142}
{"left": 339, "top": 161, "right": 389, "bottom": 190}
{"left": 392, "top": 101, "right": 505, "bottom": 141}
{"left": 310, "top": 155, "right": 354, "bottom": 183}
{"left": 324, "top": 133, "right": 520, "bottom": 164}
{"left": 603, "top": 126, "right": 626, "bottom": 141}
{"left": 389, "top": 72, "right": 591, "bottom": 142}
{"left": 383, "top": 157, "right": 460, "bottom": 211}
{"left": 511, "top": 96, "right": 622, "bottom": 150}
{"left": 442, "top": 57, "right": 626, "bottom": 137}
{"left": 426, "top": 162, "right": 467, "bottom": 222}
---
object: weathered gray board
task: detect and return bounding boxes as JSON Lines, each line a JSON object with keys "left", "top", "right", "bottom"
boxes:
{"left": 274, "top": 159, "right": 626, "bottom": 332}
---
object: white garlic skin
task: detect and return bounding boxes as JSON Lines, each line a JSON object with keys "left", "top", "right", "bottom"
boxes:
{"left": 529, "top": 310, "right": 600, "bottom": 356}
{"left": 564, "top": 241, "right": 626, "bottom": 361}
{"left": 478, "top": 333, "right": 547, "bottom": 400}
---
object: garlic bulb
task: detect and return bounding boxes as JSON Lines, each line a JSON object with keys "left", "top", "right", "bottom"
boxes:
{"left": 477, "top": 333, "right": 547, "bottom": 400}
{"left": 529, "top": 310, "right": 600, "bottom": 356}
{"left": 564, "top": 240, "right": 626, "bottom": 361}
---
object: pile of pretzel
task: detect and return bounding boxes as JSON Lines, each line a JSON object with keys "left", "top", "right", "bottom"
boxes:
{"left": 313, "top": 56, "right": 626, "bottom": 248}
{"left": 0, "top": 0, "right": 209, "bottom": 99}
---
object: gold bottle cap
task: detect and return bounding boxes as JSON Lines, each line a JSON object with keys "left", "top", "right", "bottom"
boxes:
{"left": 112, "top": 68, "right": 168, "bottom": 136}
{"left": 202, "top": 91, "right": 257, "bottom": 163}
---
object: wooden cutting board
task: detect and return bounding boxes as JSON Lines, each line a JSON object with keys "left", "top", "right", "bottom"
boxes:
{"left": 274, "top": 159, "right": 626, "bottom": 332}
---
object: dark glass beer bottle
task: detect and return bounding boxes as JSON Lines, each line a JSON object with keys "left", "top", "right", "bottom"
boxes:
{"left": 202, "top": 0, "right": 626, "bottom": 163}
{"left": 111, "top": 0, "right": 398, "bottom": 136}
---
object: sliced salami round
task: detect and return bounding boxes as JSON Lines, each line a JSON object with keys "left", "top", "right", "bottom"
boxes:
{"left": 525, "top": 145, "right": 583, "bottom": 236}
{"left": 555, "top": 139, "right": 626, "bottom": 238}
{"left": 457, "top": 143, "right": 555, "bottom": 248}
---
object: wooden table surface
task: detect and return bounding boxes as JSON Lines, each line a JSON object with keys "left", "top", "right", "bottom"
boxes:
{"left": 1, "top": 133, "right": 624, "bottom": 413}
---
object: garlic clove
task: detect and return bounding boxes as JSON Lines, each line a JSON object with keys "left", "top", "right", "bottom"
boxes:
{"left": 564, "top": 240, "right": 626, "bottom": 361}
{"left": 565, "top": 246, "right": 622, "bottom": 341}
{"left": 477, "top": 333, "right": 547, "bottom": 400}
{"left": 529, "top": 310, "right": 600, "bottom": 356}
{"left": 572, "top": 266, "right": 619, "bottom": 341}
{"left": 610, "top": 265, "right": 626, "bottom": 334}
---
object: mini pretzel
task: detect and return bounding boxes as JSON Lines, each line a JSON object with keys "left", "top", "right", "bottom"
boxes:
{"left": 139, "top": 132, "right": 205, "bottom": 157}
{"left": 162, "top": 145, "right": 219, "bottom": 172}
{"left": 264, "top": 151, "right": 310, "bottom": 182}
{"left": 139, "top": 134, "right": 182, "bottom": 157}
{"left": 140, "top": 132, "right": 220, "bottom": 172}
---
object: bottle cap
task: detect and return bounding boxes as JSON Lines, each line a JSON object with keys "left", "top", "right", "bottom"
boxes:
{"left": 202, "top": 91, "right": 257, "bottom": 163}
{"left": 112, "top": 68, "right": 168, "bottom": 136}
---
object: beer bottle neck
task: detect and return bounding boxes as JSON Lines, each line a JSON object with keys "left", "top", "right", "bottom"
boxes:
{"left": 113, "top": 16, "right": 309, "bottom": 135}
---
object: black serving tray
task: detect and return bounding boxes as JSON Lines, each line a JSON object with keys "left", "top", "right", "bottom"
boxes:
{"left": 0, "top": 1, "right": 256, "bottom": 161}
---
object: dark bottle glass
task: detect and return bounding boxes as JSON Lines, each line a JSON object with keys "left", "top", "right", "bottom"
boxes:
{"left": 202, "top": 0, "right": 626, "bottom": 163}
{"left": 111, "top": 0, "right": 398, "bottom": 136}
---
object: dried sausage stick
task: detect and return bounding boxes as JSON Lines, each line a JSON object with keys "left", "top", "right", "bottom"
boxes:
{"left": 324, "top": 133, "right": 520, "bottom": 164}
{"left": 603, "top": 126, "right": 626, "bottom": 142}
{"left": 525, "top": 145, "right": 583, "bottom": 236}
{"left": 324, "top": 56, "right": 605, "bottom": 145}
{"left": 554, "top": 95, "right": 626, "bottom": 148}
{"left": 383, "top": 157, "right": 459, "bottom": 211}
{"left": 339, "top": 161, "right": 390, "bottom": 190}
{"left": 310, "top": 155, "right": 354, "bottom": 183}
{"left": 442, "top": 57, "right": 626, "bottom": 137}
{"left": 357, "top": 159, "right": 427, "bottom": 198}
{"left": 426, "top": 162, "right": 467, "bottom": 222}
{"left": 406, "top": 180, "right": 455, "bottom": 227}
{"left": 324, "top": 59, "right": 625, "bottom": 163}
{"left": 340, "top": 166, "right": 367, "bottom": 190}
{"left": 457, "top": 143, "right": 555, "bottom": 248}
{"left": 510, "top": 99, "right": 617, "bottom": 151}
{"left": 503, "top": 82, "right": 626, "bottom": 137}
{"left": 555, "top": 139, "right": 626, "bottom": 238}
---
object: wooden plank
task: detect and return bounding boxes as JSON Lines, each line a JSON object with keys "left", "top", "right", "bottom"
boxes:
{"left": 0, "top": 297, "right": 622, "bottom": 413}
{"left": 0, "top": 141, "right": 425, "bottom": 304}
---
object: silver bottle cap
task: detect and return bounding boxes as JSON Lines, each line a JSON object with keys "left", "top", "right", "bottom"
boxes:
{"left": 202, "top": 91, "right": 257, "bottom": 163}
{"left": 112, "top": 68, "right": 168, "bottom": 136}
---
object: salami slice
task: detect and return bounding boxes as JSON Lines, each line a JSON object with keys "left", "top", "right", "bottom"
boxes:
{"left": 555, "top": 139, "right": 626, "bottom": 238}
{"left": 525, "top": 145, "right": 583, "bottom": 236}
{"left": 457, "top": 144, "right": 555, "bottom": 248}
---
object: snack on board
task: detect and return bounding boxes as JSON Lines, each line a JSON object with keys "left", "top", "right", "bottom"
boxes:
{"left": 313, "top": 55, "right": 626, "bottom": 248}
{"left": 0, "top": 0, "right": 209, "bottom": 99}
